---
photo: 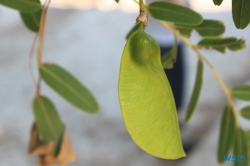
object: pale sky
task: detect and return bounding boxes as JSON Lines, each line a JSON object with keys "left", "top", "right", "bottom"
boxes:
{"left": 41, "top": 0, "right": 231, "bottom": 13}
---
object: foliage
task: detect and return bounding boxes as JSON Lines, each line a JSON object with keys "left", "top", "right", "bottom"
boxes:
{"left": 0, "top": 0, "right": 250, "bottom": 165}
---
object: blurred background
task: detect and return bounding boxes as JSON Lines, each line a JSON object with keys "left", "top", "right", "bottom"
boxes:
{"left": 0, "top": 0, "right": 250, "bottom": 165}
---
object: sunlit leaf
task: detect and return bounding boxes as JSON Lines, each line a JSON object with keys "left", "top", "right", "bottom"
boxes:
{"left": 197, "top": 37, "right": 245, "bottom": 53}
{"left": 0, "top": 0, "right": 41, "bottom": 13}
{"left": 248, "top": 130, "right": 250, "bottom": 163}
{"left": 185, "top": 59, "right": 203, "bottom": 122}
{"left": 232, "top": 0, "right": 250, "bottom": 29}
{"left": 33, "top": 96, "right": 64, "bottom": 156}
{"left": 176, "top": 28, "right": 192, "bottom": 38}
{"left": 175, "top": 20, "right": 224, "bottom": 38}
{"left": 240, "top": 106, "right": 250, "bottom": 120}
{"left": 148, "top": 1, "right": 203, "bottom": 26}
{"left": 119, "top": 23, "right": 185, "bottom": 159}
{"left": 20, "top": 9, "right": 42, "bottom": 32}
{"left": 126, "top": 23, "right": 145, "bottom": 40}
{"left": 231, "top": 85, "right": 250, "bottom": 101}
{"left": 234, "top": 129, "right": 249, "bottom": 166}
{"left": 175, "top": 19, "right": 225, "bottom": 38}
{"left": 39, "top": 63, "right": 99, "bottom": 113}
{"left": 213, "top": 0, "right": 223, "bottom": 6}
{"left": 217, "top": 105, "right": 237, "bottom": 163}
{"left": 161, "top": 36, "right": 178, "bottom": 69}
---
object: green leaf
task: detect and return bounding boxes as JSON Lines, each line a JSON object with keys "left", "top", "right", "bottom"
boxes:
{"left": 161, "top": 36, "right": 178, "bottom": 69}
{"left": 247, "top": 130, "right": 250, "bottom": 163}
{"left": 115, "top": 0, "right": 119, "bottom": 3}
{"left": 39, "top": 63, "right": 99, "bottom": 113}
{"left": 185, "top": 59, "right": 203, "bottom": 122}
{"left": 20, "top": 9, "right": 42, "bottom": 32}
{"left": 213, "top": 0, "right": 223, "bottom": 5}
{"left": 234, "top": 129, "right": 249, "bottom": 166}
{"left": 231, "top": 85, "right": 250, "bottom": 101}
{"left": 240, "top": 106, "right": 250, "bottom": 120}
{"left": 197, "top": 37, "right": 245, "bottom": 53}
{"left": 148, "top": 1, "right": 203, "bottom": 26}
{"left": 0, "top": 0, "right": 41, "bottom": 13}
{"left": 126, "top": 24, "right": 145, "bottom": 40}
{"left": 175, "top": 20, "right": 225, "bottom": 38}
{"left": 33, "top": 96, "right": 64, "bottom": 156}
{"left": 176, "top": 28, "right": 192, "bottom": 38}
{"left": 232, "top": 0, "right": 250, "bottom": 29}
{"left": 217, "top": 105, "right": 237, "bottom": 163}
{"left": 119, "top": 23, "right": 185, "bottom": 159}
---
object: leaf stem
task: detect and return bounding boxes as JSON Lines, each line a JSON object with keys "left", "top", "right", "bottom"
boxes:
{"left": 139, "top": 0, "right": 145, "bottom": 11}
{"left": 160, "top": 21, "right": 241, "bottom": 127}
{"left": 159, "top": 21, "right": 194, "bottom": 49}
{"left": 36, "top": 0, "right": 51, "bottom": 96}
{"left": 29, "top": 32, "right": 39, "bottom": 87}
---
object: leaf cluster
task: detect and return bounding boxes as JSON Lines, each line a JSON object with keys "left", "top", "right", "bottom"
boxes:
{"left": 124, "top": 1, "right": 249, "bottom": 164}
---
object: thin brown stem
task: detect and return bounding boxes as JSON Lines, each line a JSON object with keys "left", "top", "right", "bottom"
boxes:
{"left": 29, "top": 33, "right": 39, "bottom": 87}
{"left": 36, "top": 0, "right": 51, "bottom": 96}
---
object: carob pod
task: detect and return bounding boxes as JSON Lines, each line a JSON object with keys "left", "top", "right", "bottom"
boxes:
{"left": 119, "top": 23, "right": 185, "bottom": 159}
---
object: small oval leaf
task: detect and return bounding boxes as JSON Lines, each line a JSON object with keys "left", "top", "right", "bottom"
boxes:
{"left": 175, "top": 19, "right": 225, "bottom": 38}
{"left": 213, "top": 0, "right": 223, "bottom": 6}
{"left": 148, "top": 1, "right": 203, "bottom": 26}
{"left": 217, "top": 105, "right": 237, "bottom": 163}
{"left": 185, "top": 59, "right": 203, "bottom": 122}
{"left": 240, "top": 106, "right": 250, "bottom": 120}
{"left": 20, "top": 9, "right": 42, "bottom": 32}
{"left": 248, "top": 130, "right": 250, "bottom": 163}
{"left": 0, "top": 0, "right": 41, "bottom": 13}
{"left": 231, "top": 85, "right": 250, "bottom": 101}
{"left": 234, "top": 129, "right": 249, "bottom": 166}
{"left": 232, "top": 0, "right": 250, "bottom": 29}
{"left": 33, "top": 96, "right": 64, "bottom": 156}
{"left": 198, "top": 37, "right": 245, "bottom": 54}
{"left": 119, "top": 23, "right": 185, "bottom": 159}
{"left": 39, "top": 63, "right": 99, "bottom": 113}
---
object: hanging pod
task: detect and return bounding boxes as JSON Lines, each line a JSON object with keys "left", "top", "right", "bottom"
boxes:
{"left": 118, "top": 23, "right": 185, "bottom": 159}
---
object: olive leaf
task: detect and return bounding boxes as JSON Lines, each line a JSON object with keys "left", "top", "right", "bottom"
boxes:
{"left": 185, "top": 59, "right": 203, "bottom": 122}
{"left": 161, "top": 36, "right": 178, "bottom": 69}
{"left": 231, "top": 85, "right": 250, "bottom": 101}
{"left": 217, "top": 105, "right": 237, "bottom": 163}
{"left": 213, "top": 0, "right": 223, "bottom": 6}
{"left": 0, "top": 0, "right": 41, "bottom": 13}
{"left": 232, "top": 0, "right": 250, "bottom": 29}
{"left": 39, "top": 63, "right": 99, "bottom": 113}
{"left": 119, "top": 23, "right": 185, "bottom": 159}
{"left": 33, "top": 96, "right": 64, "bottom": 156}
{"left": 197, "top": 37, "right": 245, "bottom": 53}
{"left": 126, "top": 23, "right": 145, "bottom": 40}
{"left": 174, "top": 19, "right": 225, "bottom": 38}
{"left": 148, "top": 1, "right": 203, "bottom": 26}
{"left": 240, "top": 106, "right": 250, "bottom": 120}
{"left": 28, "top": 123, "right": 76, "bottom": 165}
{"left": 20, "top": 9, "right": 42, "bottom": 32}
{"left": 248, "top": 130, "right": 250, "bottom": 163}
{"left": 234, "top": 129, "right": 249, "bottom": 166}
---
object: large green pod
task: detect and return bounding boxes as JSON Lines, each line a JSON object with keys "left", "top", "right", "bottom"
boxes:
{"left": 118, "top": 23, "right": 185, "bottom": 159}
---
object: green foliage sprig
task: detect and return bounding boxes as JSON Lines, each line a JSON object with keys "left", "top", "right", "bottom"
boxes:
{"left": 0, "top": 0, "right": 250, "bottom": 165}
{"left": 126, "top": 0, "right": 249, "bottom": 165}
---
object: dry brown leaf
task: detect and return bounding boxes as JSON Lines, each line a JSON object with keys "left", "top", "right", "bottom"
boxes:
{"left": 28, "top": 123, "right": 55, "bottom": 155}
{"left": 56, "top": 131, "right": 76, "bottom": 166}
{"left": 28, "top": 122, "right": 76, "bottom": 166}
